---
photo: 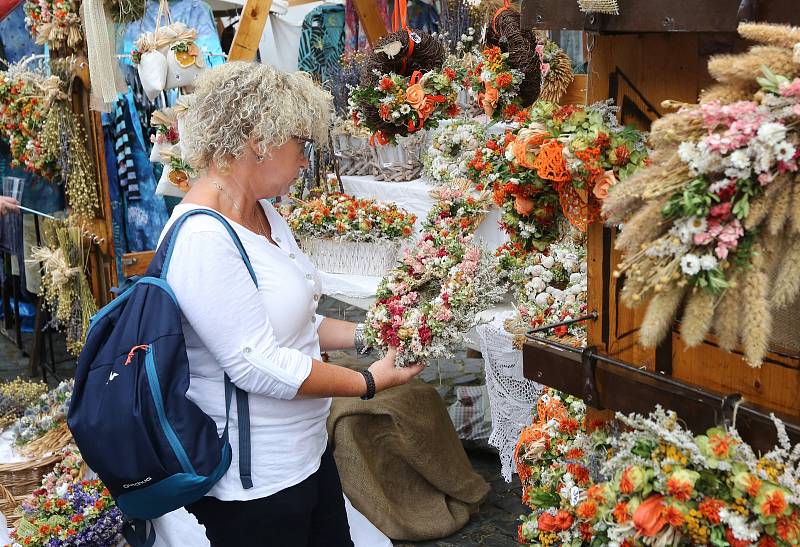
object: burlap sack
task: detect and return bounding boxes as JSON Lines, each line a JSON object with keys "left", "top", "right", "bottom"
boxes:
{"left": 327, "top": 380, "right": 490, "bottom": 541}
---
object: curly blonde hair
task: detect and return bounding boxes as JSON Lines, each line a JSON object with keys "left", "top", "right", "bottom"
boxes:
{"left": 182, "top": 62, "right": 333, "bottom": 170}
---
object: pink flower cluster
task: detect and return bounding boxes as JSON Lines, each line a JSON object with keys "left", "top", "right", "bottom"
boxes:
{"left": 699, "top": 101, "right": 765, "bottom": 154}
{"left": 694, "top": 218, "right": 744, "bottom": 260}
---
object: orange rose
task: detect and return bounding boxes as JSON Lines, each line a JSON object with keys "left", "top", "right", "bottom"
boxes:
{"left": 418, "top": 99, "right": 437, "bottom": 121}
{"left": 592, "top": 170, "right": 617, "bottom": 200}
{"left": 481, "top": 83, "right": 499, "bottom": 117}
{"left": 406, "top": 83, "right": 426, "bottom": 111}
{"left": 514, "top": 195, "right": 535, "bottom": 216}
{"left": 633, "top": 495, "right": 667, "bottom": 537}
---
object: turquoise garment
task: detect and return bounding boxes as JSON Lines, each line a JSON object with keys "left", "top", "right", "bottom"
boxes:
{"left": 298, "top": 5, "right": 345, "bottom": 84}
{"left": 119, "top": 0, "right": 225, "bottom": 68}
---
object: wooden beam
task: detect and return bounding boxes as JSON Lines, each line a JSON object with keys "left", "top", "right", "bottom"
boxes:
{"left": 558, "top": 74, "right": 587, "bottom": 106}
{"left": 520, "top": 0, "right": 800, "bottom": 32}
{"left": 352, "top": 0, "right": 388, "bottom": 46}
{"left": 228, "top": 0, "right": 273, "bottom": 62}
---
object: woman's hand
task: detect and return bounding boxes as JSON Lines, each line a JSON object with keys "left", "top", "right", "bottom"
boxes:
{"left": 367, "top": 348, "right": 425, "bottom": 393}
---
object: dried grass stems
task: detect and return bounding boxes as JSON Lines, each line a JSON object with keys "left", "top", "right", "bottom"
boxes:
{"left": 649, "top": 110, "right": 704, "bottom": 148}
{"left": 708, "top": 46, "right": 800, "bottom": 86}
{"left": 613, "top": 199, "right": 670, "bottom": 256}
{"left": 790, "top": 173, "right": 800, "bottom": 234}
{"left": 484, "top": 8, "right": 541, "bottom": 106}
{"left": 738, "top": 22, "right": 800, "bottom": 48}
{"left": 699, "top": 83, "right": 756, "bottom": 105}
{"left": 740, "top": 245, "right": 772, "bottom": 367}
{"left": 714, "top": 271, "right": 743, "bottom": 352}
{"left": 538, "top": 46, "right": 574, "bottom": 103}
{"left": 639, "top": 285, "right": 687, "bottom": 348}
{"left": 680, "top": 290, "right": 717, "bottom": 347}
{"left": 771, "top": 238, "right": 800, "bottom": 309}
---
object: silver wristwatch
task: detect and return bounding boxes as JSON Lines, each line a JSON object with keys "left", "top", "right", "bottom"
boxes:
{"left": 354, "top": 323, "right": 372, "bottom": 355}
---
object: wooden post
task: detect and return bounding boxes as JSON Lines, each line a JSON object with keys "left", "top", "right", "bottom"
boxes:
{"left": 352, "top": 0, "right": 388, "bottom": 45}
{"left": 228, "top": 0, "right": 273, "bottom": 62}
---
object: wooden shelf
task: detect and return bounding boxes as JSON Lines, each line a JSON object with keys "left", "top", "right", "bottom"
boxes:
{"left": 520, "top": 0, "right": 800, "bottom": 33}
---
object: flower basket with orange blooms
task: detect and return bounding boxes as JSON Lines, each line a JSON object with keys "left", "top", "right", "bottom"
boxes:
{"left": 527, "top": 100, "right": 649, "bottom": 232}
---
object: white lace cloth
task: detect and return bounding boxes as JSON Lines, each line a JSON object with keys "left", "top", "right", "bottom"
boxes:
{"left": 477, "top": 311, "right": 544, "bottom": 482}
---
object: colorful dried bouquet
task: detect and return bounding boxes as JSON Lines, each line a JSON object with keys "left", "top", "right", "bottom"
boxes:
{"left": 13, "top": 379, "right": 73, "bottom": 446}
{"left": 364, "top": 184, "right": 504, "bottom": 366}
{"left": 24, "top": 0, "right": 84, "bottom": 50}
{"left": 583, "top": 407, "right": 800, "bottom": 547}
{"left": 285, "top": 193, "right": 416, "bottom": 242}
{"left": 8, "top": 449, "right": 124, "bottom": 547}
{"left": 469, "top": 46, "right": 527, "bottom": 120}
{"left": 348, "top": 68, "right": 461, "bottom": 144}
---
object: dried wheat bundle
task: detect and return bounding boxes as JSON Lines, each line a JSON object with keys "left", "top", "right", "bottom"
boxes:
{"left": 604, "top": 23, "right": 800, "bottom": 367}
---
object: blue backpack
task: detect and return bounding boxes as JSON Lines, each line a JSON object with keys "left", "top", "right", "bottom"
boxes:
{"left": 67, "top": 210, "right": 255, "bottom": 545}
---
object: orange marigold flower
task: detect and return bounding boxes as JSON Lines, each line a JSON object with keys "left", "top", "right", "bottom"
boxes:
{"left": 663, "top": 505, "right": 684, "bottom": 527}
{"left": 725, "top": 529, "right": 751, "bottom": 547}
{"left": 576, "top": 501, "right": 598, "bottom": 520}
{"left": 759, "top": 536, "right": 778, "bottom": 547}
{"left": 567, "top": 463, "right": 591, "bottom": 485}
{"left": 761, "top": 489, "right": 789, "bottom": 518}
{"left": 554, "top": 510, "right": 574, "bottom": 531}
{"left": 496, "top": 72, "right": 513, "bottom": 89}
{"left": 666, "top": 477, "right": 694, "bottom": 502}
{"left": 566, "top": 448, "right": 585, "bottom": 460}
{"left": 698, "top": 498, "right": 724, "bottom": 524}
{"left": 613, "top": 502, "right": 630, "bottom": 523}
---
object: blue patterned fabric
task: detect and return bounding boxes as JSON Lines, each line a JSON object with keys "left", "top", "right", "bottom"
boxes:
{"left": 298, "top": 5, "right": 345, "bottom": 84}
{"left": 101, "top": 122, "right": 129, "bottom": 285}
{"left": 119, "top": 0, "right": 225, "bottom": 68}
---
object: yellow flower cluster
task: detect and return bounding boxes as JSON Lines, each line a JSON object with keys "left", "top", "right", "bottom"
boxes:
{"left": 538, "top": 531, "right": 559, "bottom": 546}
{"left": 732, "top": 497, "right": 749, "bottom": 516}
{"left": 685, "top": 509, "right": 709, "bottom": 545}
{"left": 757, "top": 459, "right": 782, "bottom": 481}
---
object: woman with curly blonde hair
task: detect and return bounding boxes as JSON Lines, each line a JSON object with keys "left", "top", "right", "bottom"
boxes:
{"left": 159, "top": 62, "right": 423, "bottom": 546}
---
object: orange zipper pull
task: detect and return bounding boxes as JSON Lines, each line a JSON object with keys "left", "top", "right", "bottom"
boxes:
{"left": 124, "top": 344, "right": 150, "bottom": 366}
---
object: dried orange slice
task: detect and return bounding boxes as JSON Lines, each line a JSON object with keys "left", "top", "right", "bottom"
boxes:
{"left": 175, "top": 51, "right": 196, "bottom": 68}
{"left": 169, "top": 169, "right": 190, "bottom": 191}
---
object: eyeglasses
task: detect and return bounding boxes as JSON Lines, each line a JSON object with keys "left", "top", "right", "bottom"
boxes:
{"left": 293, "top": 135, "right": 314, "bottom": 160}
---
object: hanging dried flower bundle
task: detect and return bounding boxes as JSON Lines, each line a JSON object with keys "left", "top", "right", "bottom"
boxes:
{"left": 603, "top": 23, "right": 800, "bottom": 367}
{"left": 27, "top": 219, "right": 97, "bottom": 356}
{"left": 24, "top": 0, "right": 84, "bottom": 50}
{"left": 104, "top": 0, "right": 146, "bottom": 23}
{"left": 39, "top": 72, "right": 100, "bottom": 220}
{"left": 0, "top": 60, "right": 59, "bottom": 179}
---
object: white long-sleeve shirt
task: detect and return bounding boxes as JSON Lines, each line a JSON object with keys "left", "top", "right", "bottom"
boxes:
{"left": 160, "top": 201, "right": 329, "bottom": 501}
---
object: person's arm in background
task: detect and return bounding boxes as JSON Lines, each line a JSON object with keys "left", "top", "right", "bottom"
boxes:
{"left": 317, "top": 317, "right": 357, "bottom": 352}
{"left": 0, "top": 197, "right": 19, "bottom": 216}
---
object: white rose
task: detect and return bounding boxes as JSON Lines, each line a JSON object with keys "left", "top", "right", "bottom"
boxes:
{"left": 541, "top": 256, "right": 555, "bottom": 269}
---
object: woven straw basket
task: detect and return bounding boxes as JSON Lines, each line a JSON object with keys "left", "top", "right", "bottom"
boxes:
{"left": 300, "top": 238, "right": 401, "bottom": 276}
{"left": 0, "top": 453, "right": 63, "bottom": 499}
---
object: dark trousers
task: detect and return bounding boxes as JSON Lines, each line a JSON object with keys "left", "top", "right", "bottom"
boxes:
{"left": 186, "top": 446, "right": 354, "bottom": 547}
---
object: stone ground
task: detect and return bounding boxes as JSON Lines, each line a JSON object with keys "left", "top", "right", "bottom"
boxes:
{"left": 0, "top": 296, "right": 526, "bottom": 546}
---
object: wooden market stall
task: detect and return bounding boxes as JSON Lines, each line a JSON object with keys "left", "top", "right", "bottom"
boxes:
{"left": 519, "top": 0, "right": 800, "bottom": 451}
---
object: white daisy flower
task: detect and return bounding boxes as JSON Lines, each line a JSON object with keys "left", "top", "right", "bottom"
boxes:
{"left": 680, "top": 253, "right": 701, "bottom": 276}
{"left": 775, "top": 141, "right": 796, "bottom": 162}
{"left": 757, "top": 122, "right": 787, "bottom": 146}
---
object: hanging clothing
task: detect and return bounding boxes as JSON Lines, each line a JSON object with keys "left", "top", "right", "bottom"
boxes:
{"left": 297, "top": 5, "right": 345, "bottom": 83}
{"left": 101, "top": 115, "right": 129, "bottom": 286}
{"left": 344, "top": 0, "right": 389, "bottom": 53}
{"left": 120, "top": 0, "right": 225, "bottom": 68}
{"left": 111, "top": 99, "right": 141, "bottom": 201}
{"left": 259, "top": 1, "right": 340, "bottom": 73}
{"left": 406, "top": 0, "right": 439, "bottom": 34}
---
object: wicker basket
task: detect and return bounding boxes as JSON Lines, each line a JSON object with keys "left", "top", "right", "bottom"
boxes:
{"left": 332, "top": 134, "right": 376, "bottom": 176}
{"left": 370, "top": 134, "right": 425, "bottom": 182}
{"left": 300, "top": 238, "right": 401, "bottom": 276}
{"left": 0, "top": 453, "right": 63, "bottom": 498}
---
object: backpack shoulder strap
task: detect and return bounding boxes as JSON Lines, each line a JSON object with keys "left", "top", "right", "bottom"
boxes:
{"left": 146, "top": 208, "right": 257, "bottom": 287}
{"left": 146, "top": 207, "right": 255, "bottom": 490}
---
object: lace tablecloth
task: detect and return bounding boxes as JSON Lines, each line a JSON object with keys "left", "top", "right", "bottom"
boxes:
{"left": 476, "top": 311, "right": 544, "bottom": 481}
